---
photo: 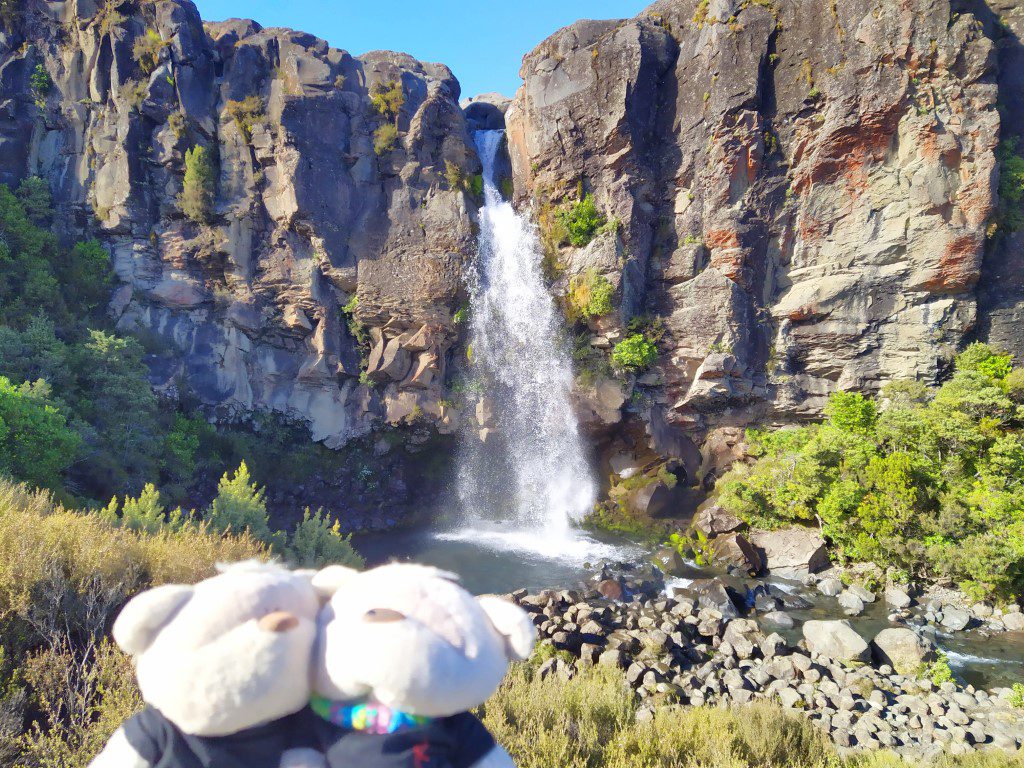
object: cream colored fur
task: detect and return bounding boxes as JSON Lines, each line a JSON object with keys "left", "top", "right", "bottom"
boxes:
{"left": 313, "top": 561, "right": 535, "bottom": 720}
{"left": 112, "top": 561, "right": 321, "bottom": 737}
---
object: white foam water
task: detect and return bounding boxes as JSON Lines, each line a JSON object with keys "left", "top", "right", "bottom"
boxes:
{"left": 452, "top": 129, "right": 601, "bottom": 557}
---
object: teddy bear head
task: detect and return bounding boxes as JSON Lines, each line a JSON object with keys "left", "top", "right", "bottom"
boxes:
{"left": 113, "top": 561, "right": 321, "bottom": 737}
{"left": 312, "top": 563, "right": 536, "bottom": 718}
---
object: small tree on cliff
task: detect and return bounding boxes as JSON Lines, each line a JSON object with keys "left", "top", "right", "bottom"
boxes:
{"left": 179, "top": 145, "right": 216, "bottom": 224}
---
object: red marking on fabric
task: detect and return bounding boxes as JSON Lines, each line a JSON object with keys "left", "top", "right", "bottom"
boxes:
{"left": 413, "top": 742, "right": 431, "bottom": 768}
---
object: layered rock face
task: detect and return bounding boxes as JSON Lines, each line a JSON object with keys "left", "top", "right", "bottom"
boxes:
{"left": 506, "top": 0, "right": 1012, "bottom": 481}
{"left": 1, "top": 0, "right": 478, "bottom": 447}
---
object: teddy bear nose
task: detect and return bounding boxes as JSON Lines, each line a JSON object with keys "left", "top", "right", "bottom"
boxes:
{"left": 258, "top": 611, "right": 299, "bottom": 633}
{"left": 364, "top": 608, "right": 405, "bottom": 623}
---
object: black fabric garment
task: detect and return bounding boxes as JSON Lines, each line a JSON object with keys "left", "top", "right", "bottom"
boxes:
{"left": 122, "top": 706, "right": 318, "bottom": 768}
{"left": 309, "top": 710, "right": 496, "bottom": 768}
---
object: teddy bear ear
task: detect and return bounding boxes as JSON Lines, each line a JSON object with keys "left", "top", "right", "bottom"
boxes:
{"left": 113, "top": 584, "right": 194, "bottom": 656}
{"left": 477, "top": 595, "right": 537, "bottom": 661}
{"left": 310, "top": 566, "right": 360, "bottom": 601}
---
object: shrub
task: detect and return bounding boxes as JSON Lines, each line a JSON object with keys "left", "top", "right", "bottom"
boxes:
{"left": 480, "top": 663, "right": 837, "bottom": 768}
{"left": 179, "top": 145, "right": 216, "bottom": 223}
{"left": 611, "top": 334, "right": 658, "bottom": 372}
{"left": 285, "top": 508, "right": 364, "bottom": 569}
{"left": 996, "top": 139, "right": 1024, "bottom": 233}
{"left": 922, "top": 651, "right": 954, "bottom": 687}
{"left": 206, "top": 461, "right": 271, "bottom": 542}
{"left": 19, "top": 639, "right": 141, "bottom": 768}
{"left": 121, "top": 78, "right": 148, "bottom": 110}
{"left": 825, "top": 391, "right": 877, "bottom": 436}
{"left": 568, "top": 269, "right": 615, "bottom": 320}
{"left": 370, "top": 80, "right": 404, "bottom": 121}
{"left": 16, "top": 176, "right": 52, "bottom": 224}
{"left": 0, "top": 0, "right": 22, "bottom": 32}
{"left": 373, "top": 123, "right": 399, "bottom": 156}
{"left": 30, "top": 64, "right": 52, "bottom": 109}
{"left": 955, "top": 342, "right": 1013, "bottom": 381}
{"left": 0, "top": 476, "right": 263, "bottom": 767}
{"left": 0, "top": 377, "right": 80, "bottom": 489}
{"left": 100, "top": 484, "right": 181, "bottom": 534}
{"left": 225, "top": 95, "right": 264, "bottom": 141}
{"left": 167, "top": 110, "right": 187, "bottom": 139}
{"left": 444, "top": 161, "right": 483, "bottom": 197}
{"left": 132, "top": 29, "right": 167, "bottom": 77}
{"left": 556, "top": 194, "right": 606, "bottom": 248}
{"left": 714, "top": 369, "right": 1024, "bottom": 598}
{"left": 1010, "top": 683, "right": 1024, "bottom": 709}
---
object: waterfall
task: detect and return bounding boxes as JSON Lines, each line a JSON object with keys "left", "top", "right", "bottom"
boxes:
{"left": 450, "top": 129, "right": 598, "bottom": 554}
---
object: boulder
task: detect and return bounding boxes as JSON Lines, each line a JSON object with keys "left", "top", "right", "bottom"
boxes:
{"left": 722, "top": 619, "right": 764, "bottom": 660}
{"left": 885, "top": 587, "right": 913, "bottom": 609}
{"left": 687, "top": 579, "right": 741, "bottom": 619}
{"left": 748, "top": 527, "right": 829, "bottom": 576}
{"left": 838, "top": 591, "right": 866, "bottom": 617}
{"left": 692, "top": 505, "right": 746, "bottom": 537}
{"left": 940, "top": 608, "right": 971, "bottom": 632}
{"left": 802, "top": 620, "right": 870, "bottom": 663}
{"left": 871, "top": 628, "right": 936, "bottom": 675}
{"left": 847, "top": 584, "right": 877, "bottom": 603}
{"left": 1003, "top": 611, "right": 1024, "bottom": 632}
{"left": 711, "top": 532, "right": 763, "bottom": 575}
{"left": 818, "top": 578, "right": 844, "bottom": 597}
{"left": 762, "top": 611, "right": 795, "bottom": 630}
{"left": 651, "top": 546, "right": 688, "bottom": 578}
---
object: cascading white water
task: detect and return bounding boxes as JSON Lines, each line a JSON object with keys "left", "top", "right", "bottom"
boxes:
{"left": 450, "top": 129, "right": 598, "bottom": 554}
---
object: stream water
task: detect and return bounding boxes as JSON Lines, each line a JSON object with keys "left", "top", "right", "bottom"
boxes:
{"left": 355, "top": 128, "right": 1024, "bottom": 693}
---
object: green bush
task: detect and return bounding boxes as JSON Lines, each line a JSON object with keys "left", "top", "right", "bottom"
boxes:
{"left": 996, "top": 139, "right": 1024, "bottom": 233}
{"left": 1010, "top": 683, "right": 1024, "bottom": 709}
{"left": 30, "top": 64, "right": 52, "bottom": 109}
{"left": 0, "top": 377, "right": 80, "bottom": 489}
{"left": 955, "top": 342, "right": 1013, "bottom": 380}
{"left": 373, "top": 124, "right": 399, "bottom": 156}
{"left": 179, "top": 145, "right": 216, "bottom": 223}
{"left": 611, "top": 333, "right": 658, "bottom": 372}
{"left": 370, "top": 80, "right": 404, "bottom": 121}
{"left": 714, "top": 345, "right": 1024, "bottom": 598}
{"left": 206, "top": 461, "right": 271, "bottom": 541}
{"left": 225, "top": 95, "right": 264, "bottom": 141}
{"left": 132, "top": 29, "right": 167, "bottom": 77}
{"left": 556, "top": 194, "right": 606, "bottom": 247}
{"left": 16, "top": 176, "right": 52, "bottom": 224}
{"left": 568, "top": 269, "right": 615, "bottom": 320}
{"left": 285, "top": 507, "right": 364, "bottom": 569}
{"left": 100, "top": 483, "right": 181, "bottom": 534}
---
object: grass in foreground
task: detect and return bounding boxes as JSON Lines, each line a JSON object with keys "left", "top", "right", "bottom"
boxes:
{"left": 480, "top": 661, "right": 1024, "bottom": 768}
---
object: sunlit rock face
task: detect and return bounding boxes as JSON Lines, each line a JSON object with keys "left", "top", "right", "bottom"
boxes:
{"left": 506, "top": 0, "right": 1012, "bottom": 478}
{"left": 2, "top": 0, "right": 479, "bottom": 447}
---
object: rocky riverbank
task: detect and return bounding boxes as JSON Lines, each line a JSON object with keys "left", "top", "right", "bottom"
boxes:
{"left": 508, "top": 563, "right": 1024, "bottom": 756}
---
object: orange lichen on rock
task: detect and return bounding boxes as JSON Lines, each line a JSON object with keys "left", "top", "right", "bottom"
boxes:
{"left": 919, "top": 232, "right": 983, "bottom": 294}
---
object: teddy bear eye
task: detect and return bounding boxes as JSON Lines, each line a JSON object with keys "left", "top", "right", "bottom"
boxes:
{"left": 363, "top": 608, "right": 405, "bottom": 623}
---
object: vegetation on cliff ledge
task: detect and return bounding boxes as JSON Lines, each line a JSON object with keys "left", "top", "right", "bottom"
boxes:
{"left": 715, "top": 343, "right": 1024, "bottom": 600}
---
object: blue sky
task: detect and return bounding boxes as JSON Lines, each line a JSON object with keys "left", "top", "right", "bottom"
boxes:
{"left": 192, "top": 1, "right": 653, "bottom": 98}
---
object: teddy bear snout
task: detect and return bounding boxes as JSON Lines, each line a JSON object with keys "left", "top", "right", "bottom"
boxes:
{"left": 257, "top": 611, "right": 300, "bottom": 633}
{"left": 363, "top": 608, "right": 405, "bottom": 623}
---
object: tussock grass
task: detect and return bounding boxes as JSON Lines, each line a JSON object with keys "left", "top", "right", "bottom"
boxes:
{"left": 480, "top": 663, "right": 1024, "bottom": 768}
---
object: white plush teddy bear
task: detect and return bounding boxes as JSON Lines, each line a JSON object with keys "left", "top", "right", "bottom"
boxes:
{"left": 307, "top": 563, "right": 535, "bottom": 768}
{"left": 89, "top": 561, "right": 324, "bottom": 768}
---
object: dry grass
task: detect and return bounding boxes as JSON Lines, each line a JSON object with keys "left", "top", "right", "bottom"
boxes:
{"left": 0, "top": 479, "right": 264, "bottom": 632}
{"left": 0, "top": 477, "right": 264, "bottom": 767}
{"left": 480, "top": 662, "right": 1024, "bottom": 768}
